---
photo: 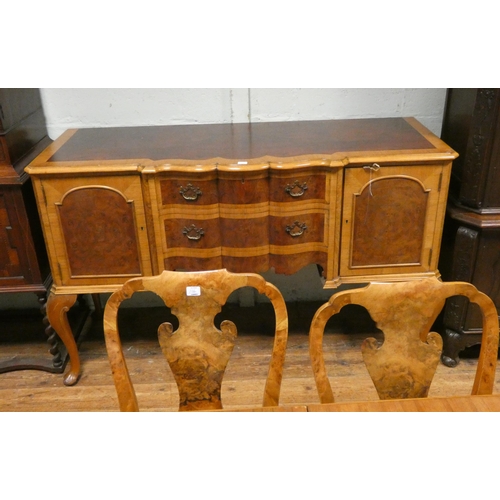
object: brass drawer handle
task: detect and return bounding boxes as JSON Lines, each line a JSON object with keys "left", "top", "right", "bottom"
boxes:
{"left": 285, "top": 180, "right": 308, "bottom": 197}
{"left": 183, "top": 224, "right": 204, "bottom": 241}
{"left": 179, "top": 183, "right": 202, "bottom": 201}
{"left": 285, "top": 221, "right": 307, "bottom": 237}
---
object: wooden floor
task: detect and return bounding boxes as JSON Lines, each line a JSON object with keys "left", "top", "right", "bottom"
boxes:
{"left": 0, "top": 301, "right": 497, "bottom": 412}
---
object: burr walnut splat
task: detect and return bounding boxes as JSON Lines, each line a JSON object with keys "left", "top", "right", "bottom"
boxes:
{"left": 103, "top": 269, "right": 288, "bottom": 411}
{"left": 309, "top": 277, "right": 499, "bottom": 402}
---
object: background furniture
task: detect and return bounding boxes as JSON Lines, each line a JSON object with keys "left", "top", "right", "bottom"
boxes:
{"left": 309, "top": 277, "right": 499, "bottom": 403}
{"left": 25, "top": 118, "right": 457, "bottom": 384}
{"left": 439, "top": 89, "right": 500, "bottom": 366}
{"left": 0, "top": 88, "right": 63, "bottom": 373}
{"left": 103, "top": 269, "right": 288, "bottom": 411}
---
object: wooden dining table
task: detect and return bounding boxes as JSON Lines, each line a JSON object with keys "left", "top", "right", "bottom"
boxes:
{"left": 306, "top": 394, "right": 500, "bottom": 412}
{"left": 218, "top": 394, "right": 500, "bottom": 412}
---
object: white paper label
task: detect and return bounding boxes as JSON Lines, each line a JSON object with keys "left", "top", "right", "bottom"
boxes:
{"left": 186, "top": 286, "right": 201, "bottom": 296}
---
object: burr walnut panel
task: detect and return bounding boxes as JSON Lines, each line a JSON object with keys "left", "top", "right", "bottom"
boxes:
{"left": 58, "top": 187, "right": 141, "bottom": 277}
{"left": 350, "top": 177, "right": 428, "bottom": 267}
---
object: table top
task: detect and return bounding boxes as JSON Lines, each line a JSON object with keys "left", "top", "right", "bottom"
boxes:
{"left": 215, "top": 405, "right": 308, "bottom": 412}
{"left": 307, "top": 394, "right": 500, "bottom": 412}
{"left": 218, "top": 394, "right": 500, "bottom": 412}
{"left": 25, "top": 117, "right": 457, "bottom": 173}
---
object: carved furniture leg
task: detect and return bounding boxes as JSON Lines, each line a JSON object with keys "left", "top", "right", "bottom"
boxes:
{"left": 441, "top": 328, "right": 482, "bottom": 367}
{"left": 46, "top": 292, "right": 81, "bottom": 386}
{"left": 36, "top": 291, "right": 63, "bottom": 370}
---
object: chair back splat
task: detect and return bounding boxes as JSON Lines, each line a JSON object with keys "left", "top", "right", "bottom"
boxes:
{"left": 309, "top": 278, "right": 499, "bottom": 403}
{"left": 103, "top": 269, "right": 288, "bottom": 411}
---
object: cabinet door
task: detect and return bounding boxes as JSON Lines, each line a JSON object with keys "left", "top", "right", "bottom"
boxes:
{"left": 340, "top": 164, "right": 448, "bottom": 281}
{"left": 35, "top": 175, "right": 152, "bottom": 287}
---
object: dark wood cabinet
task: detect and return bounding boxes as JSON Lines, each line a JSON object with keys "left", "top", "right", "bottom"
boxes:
{"left": 439, "top": 88, "right": 500, "bottom": 366}
{"left": 0, "top": 88, "right": 64, "bottom": 373}
{"left": 0, "top": 89, "right": 50, "bottom": 292}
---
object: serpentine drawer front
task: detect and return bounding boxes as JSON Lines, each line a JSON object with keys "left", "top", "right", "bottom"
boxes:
{"left": 25, "top": 118, "right": 457, "bottom": 385}
{"left": 26, "top": 117, "right": 457, "bottom": 293}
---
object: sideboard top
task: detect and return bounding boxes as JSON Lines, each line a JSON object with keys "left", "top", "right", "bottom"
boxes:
{"left": 26, "top": 117, "right": 458, "bottom": 173}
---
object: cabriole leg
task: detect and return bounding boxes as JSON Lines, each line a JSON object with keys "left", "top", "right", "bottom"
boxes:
{"left": 46, "top": 292, "right": 80, "bottom": 385}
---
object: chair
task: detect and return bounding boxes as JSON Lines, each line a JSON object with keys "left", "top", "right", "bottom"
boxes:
{"left": 309, "top": 277, "right": 499, "bottom": 403}
{"left": 103, "top": 269, "right": 288, "bottom": 411}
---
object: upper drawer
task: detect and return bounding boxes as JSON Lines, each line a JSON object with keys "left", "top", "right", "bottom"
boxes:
{"left": 270, "top": 173, "right": 327, "bottom": 203}
{"left": 160, "top": 177, "right": 218, "bottom": 205}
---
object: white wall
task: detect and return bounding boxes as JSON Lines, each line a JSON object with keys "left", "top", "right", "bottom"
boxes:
{"left": 1, "top": 89, "right": 448, "bottom": 309}
{"left": 40, "top": 88, "right": 447, "bottom": 139}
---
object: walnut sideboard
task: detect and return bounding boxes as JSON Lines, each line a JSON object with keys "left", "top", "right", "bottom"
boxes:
{"left": 25, "top": 118, "right": 458, "bottom": 385}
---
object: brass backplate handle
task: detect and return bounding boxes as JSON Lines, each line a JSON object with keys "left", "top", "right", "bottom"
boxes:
{"left": 183, "top": 224, "right": 204, "bottom": 240}
{"left": 285, "top": 221, "right": 307, "bottom": 237}
{"left": 285, "top": 180, "right": 308, "bottom": 197}
{"left": 180, "top": 183, "right": 202, "bottom": 201}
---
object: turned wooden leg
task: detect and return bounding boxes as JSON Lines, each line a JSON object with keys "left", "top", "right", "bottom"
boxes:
{"left": 46, "top": 292, "right": 81, "bottom": 385}
{"left": 36, "top": 291, "right": 64, "bottom": 370}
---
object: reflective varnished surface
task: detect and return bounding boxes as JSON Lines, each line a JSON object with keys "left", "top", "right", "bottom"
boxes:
{"left": 46, "top": 118, "right": 437, "bottom": 164}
